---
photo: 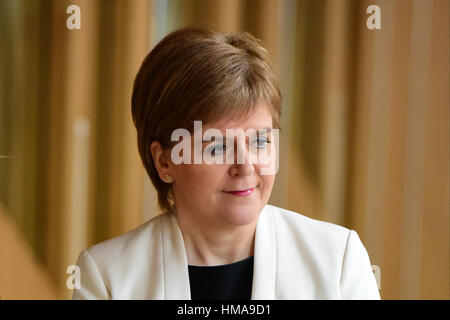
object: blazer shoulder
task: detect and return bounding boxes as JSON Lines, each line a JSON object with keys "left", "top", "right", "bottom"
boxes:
{"left": 73, "top": 213, "right": 169, "bottom": 299}
{"left": 85, "top": 213, "right": 165, "bottom": 263}
{"left": 267, "top": 204, "right": 349, "bottom": 234}
{"left": 265, "top": 204, "right": 350, "bottom": 247}
{"left": 264, "top": 205, "right": 380, "bottom": 299}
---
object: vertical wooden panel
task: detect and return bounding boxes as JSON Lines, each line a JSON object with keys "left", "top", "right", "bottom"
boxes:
{"left": 270, "top": 0, "right": 297, "bottom": 209}
{"left": 214, "top": 0, "right": 242, "bottom": 32}
{"left": 143, "top": 0, "right": 161, "bottom": 222}
{"left": 90, "top": 0, "right": 115, "bottom": 245}
{"left": 319, "top": 0, "right": 353, "bottom": 226}
{"left": 143, "top": 0, "right": 164, "bottom": 223}
{"left": 61, "top": 0, "right": 99, "bottom": 299}
{"left": 242, "top": 0, "right": 281, "bottom": 73}
{"left": 108, "top": 0, "right": 149, "bottom": 237}
{"left": 348, "top": 0, "right": 374, "bottom": 237}
{"left": 0, "top": 1, "right": 22, "bottom": 219}
{"left": 176, "top": 0, "right": 242, "bottom": 32}
{"left": 46, "top": 0, "right": 69, "bottom": 286}
{"left": 107, "top": 0, "right": 127, "bottom": 239}
{"left": 8, "top": 0, "right": 33, "bottom": 255}
{"left": 287, "top": 0, "right": 325, "bottom": 221}
{"left": 363, "top": 0, "right": 395, "bottom": 280}
{"left": 192, "top": 0, "right": 243, "bottom": 32}
{"left": 0, "top": 0, "right": 13, "bottom": 209}
{"left": 121, "top": 0, "right": 150, "bottom": 230}
{"left": 348, "top": 2, "right": 395, "bottom": 280}
{"left": 420, "top": 0, "right": 449, "bottom": 299}
{"left": 399, "top": 0, "right": 432, "bottom": 299}
{"left": 3, "top": 0, "right": 51, "bottom": 262}
{"left": 382, "top": 0, "right": 412, "bottom": 300}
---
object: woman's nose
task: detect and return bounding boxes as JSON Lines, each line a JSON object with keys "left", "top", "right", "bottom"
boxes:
{"left": 229, "top": 140, "right": 255, "bottom": 176}
{"left": 230, "top": 161, "right": 255, "bottom": 177}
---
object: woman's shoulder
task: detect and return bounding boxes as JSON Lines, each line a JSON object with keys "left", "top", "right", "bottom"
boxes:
{"left": 264, "top": 204, "right": 380, "bottom": 299}
{"left": 73, "top": 213, "right": 169, "bottom": 299}
{"left": 84, "top": 212, "right": 167, "bottom": 262}
{"left": 265, "top": 204, "right": 351, "bottom": 244}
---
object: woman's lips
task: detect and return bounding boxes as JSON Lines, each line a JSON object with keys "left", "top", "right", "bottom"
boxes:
{"left": 224, "top": 188, "right": 255, "bottom": 197}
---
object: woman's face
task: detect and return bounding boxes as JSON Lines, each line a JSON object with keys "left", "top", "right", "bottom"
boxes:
{"left": 169, "top": 105, "right": 277, "bottom": 228}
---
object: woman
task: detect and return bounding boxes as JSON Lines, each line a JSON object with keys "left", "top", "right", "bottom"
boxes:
{"left": 72, "top": 27, "right": 380, "bottom": 300}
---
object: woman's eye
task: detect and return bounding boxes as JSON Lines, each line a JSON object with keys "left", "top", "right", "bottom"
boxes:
{"left": 252, "top": 137, "right": 270, "bottom": 149}
{"left": 207, "top": 144, "right": 226, "bottom": 155}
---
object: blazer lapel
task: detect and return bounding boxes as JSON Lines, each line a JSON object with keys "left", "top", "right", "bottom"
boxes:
{"left": 251, "top": 204, "right": 277, "bottom": 299}
{"left": 160, "top": 212, "right": 191, "bottom": 299}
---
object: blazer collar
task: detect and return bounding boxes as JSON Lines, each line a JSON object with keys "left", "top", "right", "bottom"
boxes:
{"left": 160, "top": 204, "right": 277, "bottom": 300}
{"left": 251, "top": 205, "right": 276, "bottom": 299}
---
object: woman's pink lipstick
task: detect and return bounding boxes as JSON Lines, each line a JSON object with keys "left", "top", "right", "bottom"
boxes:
{"left": 225, "top": 188, "right": 255, "bottom": 196}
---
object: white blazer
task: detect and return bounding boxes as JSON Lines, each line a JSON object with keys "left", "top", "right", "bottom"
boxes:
{"left": 72, "top": 204, "right": 380, "bottom": 300}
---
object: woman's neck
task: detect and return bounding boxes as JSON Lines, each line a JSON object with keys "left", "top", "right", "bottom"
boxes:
{"left": 176, "top": 211, "right": 257, "bottom": 266}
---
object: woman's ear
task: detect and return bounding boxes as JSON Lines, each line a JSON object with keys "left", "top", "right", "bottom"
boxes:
{"left": 150, "top": 141, "right": 171, "bottom": 180}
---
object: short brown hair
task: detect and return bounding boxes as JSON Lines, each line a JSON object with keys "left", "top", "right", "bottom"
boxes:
{"left": 131, "top": 27, "right": 282, "bottom": 214}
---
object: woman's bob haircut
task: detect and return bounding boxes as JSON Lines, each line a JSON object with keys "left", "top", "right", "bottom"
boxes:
{"left": 131, "top": 27, "right": 282, "bottom": 214}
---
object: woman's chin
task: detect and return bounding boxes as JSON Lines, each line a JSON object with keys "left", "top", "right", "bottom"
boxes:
{"left": 219, "top": 204, "right": 261, "bottom": 226}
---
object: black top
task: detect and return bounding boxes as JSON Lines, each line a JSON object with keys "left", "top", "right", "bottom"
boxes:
{"left": 188, "top": 256, "right": 254, "bottom": 300}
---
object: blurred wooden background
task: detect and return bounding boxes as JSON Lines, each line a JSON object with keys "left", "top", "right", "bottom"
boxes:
{"left": 0, "top": 0, "right": 448, "bottom": 299}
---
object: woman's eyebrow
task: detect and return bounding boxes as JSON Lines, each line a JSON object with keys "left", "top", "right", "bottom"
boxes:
{"left": 257, "top": 127, "right": 272, "bottom": 133}
{"left": 202, "top": 127, "right": 273, "bottom": 142}
{"left": 201, "top": 136, "right": 225, "bottom": 144}
{"left": 202, "top": 127, "right": 272, "bottom": 144}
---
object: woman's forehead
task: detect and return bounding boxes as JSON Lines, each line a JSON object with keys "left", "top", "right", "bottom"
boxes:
{"left": 202, "top": 105, "right": 273, "bottom": 132}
